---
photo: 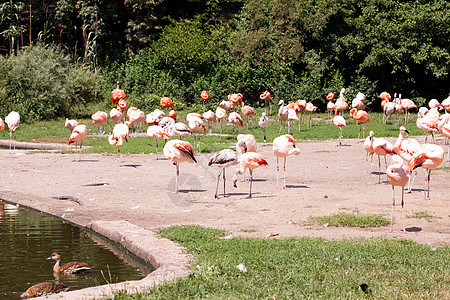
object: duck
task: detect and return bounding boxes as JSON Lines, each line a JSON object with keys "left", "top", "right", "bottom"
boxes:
{"left": 21, "top": 282, "right": 69, "bottom": 298}
{"left": 46, "top": 252, "right": 93, "bottom": 274}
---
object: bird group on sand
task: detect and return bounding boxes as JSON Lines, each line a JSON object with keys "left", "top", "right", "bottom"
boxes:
{"left": 20, "top": 252, "right": 92, "bottom": 298}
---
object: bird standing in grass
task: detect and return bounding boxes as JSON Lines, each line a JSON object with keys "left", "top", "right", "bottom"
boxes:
{"left": 164, "top": 139, "right": 197, "bottom": 194}
{"left": 349, "top": 108, "right": 370, "bottom": 139}
{"left": 273, "top": 134, "right": 301, "bottom": 189}
{"left": 258, "top": 112, "right": 269, "bottom": 142}
{"left": 386, "top": 155, "right": 409, "bottom": 232}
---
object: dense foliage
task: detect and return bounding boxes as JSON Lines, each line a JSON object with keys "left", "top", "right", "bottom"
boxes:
{"left": 0, "top": 44, "right": 101, "bottom": 121}
{"left": 0, "top": 0, "right": 448, "bottom": 120}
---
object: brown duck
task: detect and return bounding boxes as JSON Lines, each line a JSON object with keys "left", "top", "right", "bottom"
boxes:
{"left": 20, "top": 281, "right": 69, "bottom": 298}
{"left": 46, "top": 252, "right": 93, "bottom": 274}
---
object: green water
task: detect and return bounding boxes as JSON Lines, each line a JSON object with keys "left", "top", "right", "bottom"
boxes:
{"left": 0, "top": 201, "right": 154, "bottom": 299}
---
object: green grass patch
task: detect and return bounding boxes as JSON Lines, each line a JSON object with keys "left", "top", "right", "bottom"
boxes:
{"left": 307, "top": 213, "right": 390, "bottom": 228}
{"left": 239, "top": 228, "right": 258, "bottom": 233}
{"left": 435, "top": 166, "right": 450, "bottom": 171}
{"left": 0, "top": 110, "right": 432, "bottom": 154}
{"left": 107, "top": 225, "right": 449, "bottom": 299}
{"left": 407, "top": 211, "right": 441, "bottom": 223}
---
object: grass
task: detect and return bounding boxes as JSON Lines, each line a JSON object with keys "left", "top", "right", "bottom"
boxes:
{"left": 0, "top": 107, "right": 433, "bottom": 154}
{"left": 407, "top": 211, "right": 441, "bottom": 222}
{"left": 106, "top": 225, "right": 449, "bottom": 299}
{"left": 306, "top": 213, "right": 390, "bottom": 228}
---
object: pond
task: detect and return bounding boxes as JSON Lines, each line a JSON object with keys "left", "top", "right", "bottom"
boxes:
{"left": 0, "top": 201, "right": 155, "bottom": 299}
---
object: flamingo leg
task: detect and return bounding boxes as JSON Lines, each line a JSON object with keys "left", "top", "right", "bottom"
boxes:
{"left": 283, "top": 157, "right": 287, "bottom": 189}
{"left": 174, "top": 162, "right": 180, "bottom": 194}
{"left": 214, "top": 169, "right": 221, "bottom": 199}
{"left": 247, "top": 169, "right": 253, "bottom": 199}
{"left": 401, "top": 187, "right": 406, "bottom": 233}
{"left": 223, "top": 168, "right": 226, "bottom": 197}
{"left": 276, "top": 157, "right": 280, "bottom": 189}
{"left": 79, "top": 142, "right": 82, "bottom": 162}
{"left": 288, "top": 121, "right": 291, "bottom": 134}
{"left": 358, "top": 123, "right": 362, "bottom": 140}
{"left": 447, "top": 145, "right": 450, "bottom": 162}
{"left": 377, "top": 155, "right": 381, "bottom": 184}
{"left": 425, "top": 169, "right": 431, "bottom": 200}
{"left": 390, "top": 185, "right": 395, "bottom": 232}
{"left": 9, "top": 132, "right": 12, "bottom": 153}
{"left": 155, "top": 140, "right": 159, "bottom": 160}
{"left": 263, "top": 127, "right": 266, "bottom": 143}
{"left": 362, "top": 123, "right": 366, "bottom": 139}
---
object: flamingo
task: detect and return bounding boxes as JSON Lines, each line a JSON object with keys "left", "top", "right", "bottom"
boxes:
{"left": 437, "top": 114, "right": 450, "bottom": 161}
{"left": 68, "top": 124, "right": 88, "bottom": 161}
{"left": 163, "top": 139, "right": 197, "bottom": 194}
{"left": 428, "top": 98, "right": 440, "bottom": 109}
{"left": 335, "top": 88, "right": 349, "bottom": 116}
{"left": 200, "top": 90, "right": 209, "bottom": 113}
{"left": 232, "top": 152, "right": 268, "bottom": 199}
{"left": 241, "top": 102, "right": 255, "bottom": 130}
{"left": 167, "top": 122, "right": 193, "bottom": 138}
{"left": 326, "top": 92, "right": 335, "bottom": 120}
{"left": 117, "top": 99, "right": 129, "bottom": 114}
{"left": 65, "top": 118, "right": 79, "bottom": 131}
{"left": 305, "top": 102, "right": 317, "bottom": 128}
{"left": 161, "top": 96, "right": 175, "bottom": 113}
{"left": 273, "top": 134, "right": 301, "bottom": 189}
{"left": 128, "top": 107, "right": 146, "bottom": 133}
{"left": 21, "top": 282, "right": 69, "bottom": 298}
{"left": 278, "top": 100, "right": 289, "bottom": 133}
{"left": 229, "top": 93, "right": 243, "bottom": 109}
{"left": 260, "top": 90, "right": 272, "bottom": 115}
{"left": 363, "top": 131, "right": 375, "bottom": 175}
{"left": 441, "top": 96, "right": 450, "bottom": 112}
{"left": 158, "top": 116, "right": 176, "bottom": 130}
{"left": 351, "top": 92, "right": 366, "bottom": 110}
{"left": 332, "top": 106, "right": 346, "bottom": 146}
{"left": 408, "top": 143, "right": 444, "bottom": 200}
{"left": 379, "top": 91, "right": 391, "bottom": 111}
{"left": 187, "top": 114, "right": 205, "bottom": 152}
{"left": 147, "top": 125, "right": 171, "bottom": 160}
{"left": 399, "top": 94, "right": 418, "bottom": 124}
{"left": 386, "top": 155, "right": 409, "bottom": 232}
{"left": 5, "top": 111, "right": 20, "bottom": 153}
{"left": 216, "top": 107, "right": 227, "bottom": 135}
{"left": 0, "top": 117, "right": 4, "bottom": 131}
{"left": 295, "top": 99, "right": 307, "bottom": 131}
{"left": 203, "top": 110, "right": 217, "bottom": 134}
{"left": 111, "top": 81, "right": 126, "bottom": 104}
{"left": 349, "top": 108, "right": 370, "bottom": 139}
{"left": 219, "top": 99, "right": 234, "bottom": 111}
{"left": 416, "top": 111, "right": 438, "bottom": 143}
{"left": 110, "top": 108, "right": 124, "bottom": 123}
{"left": 108, "top": 122, "right": 130, "bottom": 154}
{"left": 237, "top": 134, "right": 257, "bottom": 152}
{"left": 383, "top": 101, "right": 396, "bottom": 128}
{"left": 373, "top": 135, "right": 395, "bottom": 184}
{"left": 91, "top": 111, "right": 108, "bottom": 134}
{"left": 168, "top": 110, "right": 177, "bottom": 121}
{"left": 208, "top": 148, "right": 238, "bottom": 198}
{"left": 393, "top": 126, "right": 421, "bottom": 192}
{"left": 146, "top": 109, "right": 166, "bottom": 126}
{"left": 258, "top": 112, "right": 269, "bottom": 142}
{"left": 228, "top": 111, "right": 243, "bottom": 134}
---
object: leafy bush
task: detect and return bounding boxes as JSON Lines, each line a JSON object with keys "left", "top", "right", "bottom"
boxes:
{"left": 0, "top": 43, "right": 101, "bottom": 122}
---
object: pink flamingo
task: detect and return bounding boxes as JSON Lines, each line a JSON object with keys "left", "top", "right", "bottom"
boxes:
{"left": 232, "top": 152, "right": 268, "bottom": 199}
{"left": 349, "top": 108, "right": 370, "bottom": 139}
{"left": 111, "top": 81, "right": 126, "bottom": 104}
{"left": 241, "top": 102, "right": 255, "bottom": 130}
{"left": 68, "top": 124, "right": 87, "bottom": 161}
{"left": 351, "top": 92, "right": 366, "bottom": 110}
{"left": 108, "top": 122, "right": 130, "bottom": 154}
{"left": 437, "top": 114, "right": 450, "bottom": 161}
{"left": 117, "top": 99, "right": 129, "bottom": 114}
{"left": 219, "top": 99, "right": 234, "bottom": 111}
{"left": 278, "top": 100, "right": 289, "bottom": 133}
{"left": 326, "top": 94, "right": 335, "bottom": 120}
{"left": 363, "top": 131, "right": 375, "bottom": 175}
{"left": 373, "top": 134, "right": 394, "bottom": 184}
{"left": 295, "top": 99, "right": 307, "bottom": 131}
{"left": 393, "top": 126, "right": 421, "bottom": 192}
{"left": 258, "top": 112, "right": 269, "bottom": 142}
{"left": 228, "top": 111, "right": 243, "bottom": 134}
{"left": 128, "top": 108, "right": 146, "bottom": 133}
{"left": 335, "top": 88, "right": 349, "bottom": 116}
{"left": 147, "top": 125, "right": 171, "bottom": 160}
{"left": 65, "top": 118, "right": 79, "bottom": 131}
{"left": 200, "top": 90, "right": 209, "bottom": 113}
{"left": 260, "top": 90, "right": 272, "bottom": 115}
{"left": 408, "top": 143, "right": 444, "bottom": 199}
{"left": 110, "top": 108, "right": 124, "bottom": 123}
{"left": 273, "top": 134, "right": 301, "bottom": 189}
{"left": 208, "top": 148, "right": 238, "bottom": 198}
{"left": 215, "top": 107, "right": 227, "bottom": 135}
{"left": 187, "top": 114, "right": 205, "bottom": 152}
{"left": 0, "top": 117, "right": 4, "bottom": 131}
{"left": 441, "top": 96, "right": 450, "bottom": 112}
{"left": 305, "top": 102, "right": 317, "bottom": 128}
{"left": 91, "top": 111, "right": 108, "bottom": 134}
{"left": 229, "top": 93, "right": 243, "bottom": 109}
{"left": 428, "top": 98, "right": 440, "bottom": 109}
{"left": 203, "top": 110, "right": 217, "bottom": 134}
{"left": 416, "top": 111, "right": 438, "bottom": 143}
{"left": 386, "top": 155, "right": 409, "bottom": 232}
{"left": 5, "top": 111, "right": 20, "bottom": 153}
{"left": 237, "top": 134, "right": 257, "bottom": 152}
{"left": 167, "top": 122, "right": 193, "bottom": 138}
{"left": 161, "top": 97, "right": 175, "bottom": 113}
{"left": 168, "top": 110, "right": 177, "bottom": 121}
{"left": 399, "top": 95, "right": 418, "bottom": 124}
{"left": 163, "top": 139, "right": 197, "bottom": 194}
{"left": 332, "top": 106, "right": 346, "bottom": 146}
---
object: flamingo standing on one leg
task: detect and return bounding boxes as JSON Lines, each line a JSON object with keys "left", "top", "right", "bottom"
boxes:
{"left": 332, "top": 106, "right": 346, "bottom": 146}
{"left": 228, "top": 111, "right": 243, "bottom": 135}
{"left": 386, "top": 155, "right": 409, "bottom": 233}
{"left": 437, "top": 114, "right": 450, "bottom": 161}
{"left": 5, "top": 111, "right": 20, "bottom": 153}
{"left": 408, "top": 143, "right": 444, "bottom": 200}
{"left": 273, "top": 134, "right": 301, "bottom": 189}
{"left": 416, "top": 111, "right": 438, "bottom": 143}
{"left": 295, "top": 99, "right": 307, "bottom": 131}
{"left": 203, "top": 110, "right": 217, "bottom": 134}
{"left": 208, "top": 148, "right": 238, "bottom": 198}
{"left": 187, "top": 114, "right": 206, "bottom": 152}
{"left": 108, "top": 121, "right": 130, "bottom": 155}
{"left": 373, "top": 135, "right": 395, "bottom": 184}
{"left": 68, "top": 124, "right": 87, "bottom": 161}
{"left": 363, "top": 131, "right": 375, "bottom": 175}
{"left": 232, "top": 152, "right": 268, "bottom": 199}
{"left": 163, "top": 139, "right": 197, "bottom": 194}
{"left": 91, "top": 111, "right": 108, "bottom": 134}
{"left": 258, "top": 112, "right": 269, "bottom": 142}
{"left": 349, "top": 108, "right": 370, "bottom": 139}
{"left": 241, "top": 102, "right": 255, "bottom": 130}
{"left": 215, "top": 107, "right": 227, "bottom": 135}
{"left": 393, "top": 126, "right": 421, "bottom": 193}
{"left": 147, "top": 125, "right": 171, "bottom": 160}
{"left": 278, "top": 100, "right": 289, "bottom": 133}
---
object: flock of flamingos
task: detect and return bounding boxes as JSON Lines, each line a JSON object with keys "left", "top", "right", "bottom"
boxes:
{"left": 1, "top": 83, "right": 450, "bottom": 224}
{"left": 0, "top": 83, "right": 449, "bottom": 298}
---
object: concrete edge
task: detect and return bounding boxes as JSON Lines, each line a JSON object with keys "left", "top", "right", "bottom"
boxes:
{"left": 32, "top": 220, "right": 192, "bottom": 299}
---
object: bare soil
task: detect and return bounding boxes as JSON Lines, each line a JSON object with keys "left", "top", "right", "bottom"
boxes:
{"left": 0, "top": 136, "right": 448, "bottom": 247}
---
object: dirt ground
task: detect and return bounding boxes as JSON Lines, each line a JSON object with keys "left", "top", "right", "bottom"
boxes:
{"left": 0, "top": 135, "right": 448, "bottom": 247}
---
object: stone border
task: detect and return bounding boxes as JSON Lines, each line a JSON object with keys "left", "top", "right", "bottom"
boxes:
{"left": 0, "top": 139, "right": 91, "bottom": 151}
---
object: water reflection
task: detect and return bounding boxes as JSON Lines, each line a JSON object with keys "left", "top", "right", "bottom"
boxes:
{"left": 0, "top": 201, "right": 154, "bottom": 299}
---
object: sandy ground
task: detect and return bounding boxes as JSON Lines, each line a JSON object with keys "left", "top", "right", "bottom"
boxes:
{"left": 0, "top": 135, "right": 448, "bottom": 248}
